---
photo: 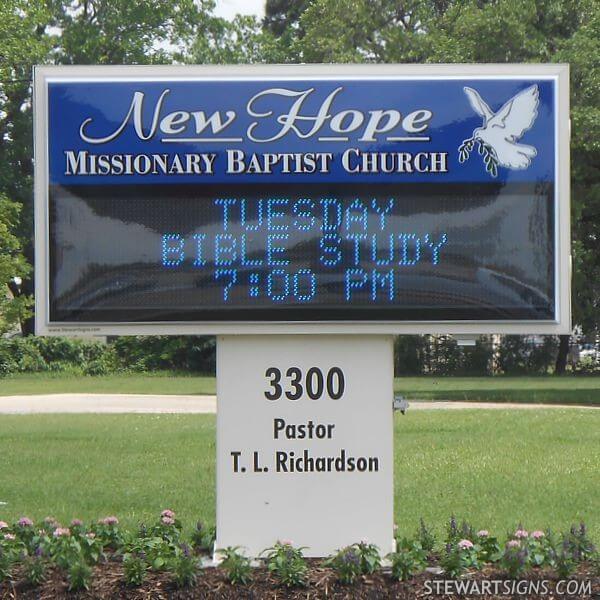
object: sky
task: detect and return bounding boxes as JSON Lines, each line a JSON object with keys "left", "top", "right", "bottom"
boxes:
{"left": 213, "top": 0, "right": 266, "bottom": 21}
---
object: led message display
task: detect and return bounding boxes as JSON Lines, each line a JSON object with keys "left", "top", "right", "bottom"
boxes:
{"left": 34, "top": 65, "right": 570, "bottom": 333}
{"left": 50, "top": 183, "right": 553, "bottom": 322}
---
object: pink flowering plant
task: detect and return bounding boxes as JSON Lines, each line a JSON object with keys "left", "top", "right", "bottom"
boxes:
{"left": 41, "top": 517, "right": 60, "bottom": 534}
{"left": 14, "top": 516, "right": 36, "bottom": 547}
{"left": 475, "top": 529, "right": 501, "bottom": 563}
{"left": 148, "top": 509, "right": 182, "bottom": 543}
{"left": 91, "top": 516, "right": 122, "bottom": 550}
{"left": 0, "top": 528, "right": 26, "bottom": 561}
{"left": 44, "top": 526, "right": 103, "bottom": 570}
{"left": 525, "top": 529, "right": 555, "bottom": 567}
{"left": 124, "top": 515, "right": 185, "bottom": 573}
{"left": 440, "top": 539, "right": 480, "bottom": 578}
{"left": 0, "top": 531, "right": 27, "bottom": 582}
{"left": 445, "top": 516, "right": 477, "bottom": 545}
{"left": 501, "top": 539, "right": 530, "bottom": 578}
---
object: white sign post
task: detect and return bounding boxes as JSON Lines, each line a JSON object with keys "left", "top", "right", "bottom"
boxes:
{"left": 216, "top": 335, "right": 394, "bottom": 557}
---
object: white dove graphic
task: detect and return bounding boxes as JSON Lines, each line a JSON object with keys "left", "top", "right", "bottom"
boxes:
{"left": 459, "top": 85, "right": 539, "bottom": 177}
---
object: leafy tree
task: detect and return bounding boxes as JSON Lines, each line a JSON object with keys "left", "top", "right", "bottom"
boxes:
{"left": 0, "top": 0, "right": 52, "bottom": 333}
{"left": 185, "top": 14, "right": 285, "bottom": 64}
{"left": 299, "top": 0, "right": 433, "bottom": 63}
{"left": 297, "top": 0, "right": 600, "bottom": 371}
{"left": 555, "top": 7, "right": 600, "bottom": 371}
{"left": 50, "top": 0, "right": 209, "bottom": 65}
{"left": 0, "top": 0, "right": 235, "bottom": 333}
{"left": 0, "top": 195, "right": 31, "bottom": 335}
{"left": 264, "top": 0, "right": 312, "bottom": 37}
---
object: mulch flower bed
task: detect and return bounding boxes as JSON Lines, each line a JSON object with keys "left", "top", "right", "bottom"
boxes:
{"left": 1, "top": 514, "right": 599, "bottom": 599}
{"left": 1, "top": 562, "right": 598, "bottom": 599}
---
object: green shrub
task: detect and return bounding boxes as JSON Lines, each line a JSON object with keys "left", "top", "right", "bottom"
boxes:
{"left": 353, "top": 541, "right": 381, "bottom": 574}
{"left": 263, "top": 541, "right": 308, "bottom": 588}
{"left": 0, "top": 548, "right": 12, "bottom": 582}
{"left": 0, "top": 336, "right": 115, "bottom": 376}
{"left": 388, "top": 547, "right": 425, "bottom": 581}
{"left": 441, "top": 540, "right": 480, "bottom": 578}
{"left": 554, "top": 540, "right": 578, "bottom": 578}
{"left": 387, "top": 537, "right": 427, "bottom": 581}
{"left": 170, "top": 545, "right": 198, "bottom": 588}
{"left": 500, "top": 542, "right": 529, "bottom": 579}
{"left": 23, "top": 552, "right": 46, "bottom": 586}
{"left": 218, "top": 546, "right": 252, "bottom": 585}
{"left": 191, "top": 522, "right": 216, "bottom": 553}
{"left": 113, "top": 336, "right": 215, "bottom": 373}
{"left": 563, "top": 522, "right": 596, "bottom": 561}
{"left": 67, "top": 560, "right": 92, "bottom": 591}
{"left": 123, "top": 552, "right": 147, "bottom": 587}
{"left": 590, "top": 551, "right": 600, "bottom": 576}
{"left": 325, "top": 546, "right": 362, "bottom": 584}
{"left": 416, "top": 518, "right": 436, "bottom": 552}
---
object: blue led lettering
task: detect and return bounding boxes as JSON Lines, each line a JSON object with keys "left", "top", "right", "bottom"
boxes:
{"left": 345, "top": 268, "right": 367, "bottom": 300}
{"left": 293, "top": 199, "right": 316, "bottom": 231}
{"left": 215, "top": 268, "right": 237, "bottom": 301}
{"left": 372, "top": 198, "right": 394, "bottom": 230}
{"left": 215, "top": 198, "right": 237, "bottom": 232}
{"left": 424, "top": 232, "right": 448, "bottom": 264}
{"left": 398, "top": 233, "right": 421, "bottom": 266}
{"left": 160, "top": 198, "right": 450, "bottom": 309}
{"left": 267, "top": 233, "right": 289, "bottom": 266}
{"left": 192, "top": 234, "right": 206, "bottom": 266}
{"left": 267, "top": 198, "right": 289, "bottom": 231}
{"left": 344, "top": 198, "right": 368, "bottom": 233}
{"left": 161, "top": 233, "right": 185, "bottom": 267}
{"left": 215, "top": 233, "right": 237, "bottom": 266}
{"left": 240, "top": 198, "right": 263, "bottom": 231}
{"left": 249, "top": 272, "right": 260, "bottom": 297}
{"left": 293, "top": 269, "right": 317, "bottom": 302}
{"left": 347, "top": 233, "right": 367, "bottom": 266}
{"left": 371, "top": 270, "right": 395, "bottom": 301}
{"left": 320, "top": 198, "right": 342, "bottom": 232}
{"left": 240, "top": 234, "right": 263, "bottom": 267}
{"left": 319, "top": 234, "right": 341, "bottom": 267}
{"left": 371, "top": 233, "right": 394, "bottom": 266}
{"left": 267, "top": 269, "right": 289, "bottom": 302}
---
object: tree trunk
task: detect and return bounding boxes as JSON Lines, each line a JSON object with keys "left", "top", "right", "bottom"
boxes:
{"left": 555, "top": 334, "right": 570, "bottom": 374}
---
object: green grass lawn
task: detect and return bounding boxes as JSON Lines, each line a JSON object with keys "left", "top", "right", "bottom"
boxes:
{"left": 398, "top": 376, "right": 600, "bottom": 404}
{"left": 2, "top": 372, "right": 600, "bottom": 404}
{"left": 0, "top": 372, "right": 216, "bottom": 396}
{"left": 0, "top": 410, "right": 598, "bottom": 543}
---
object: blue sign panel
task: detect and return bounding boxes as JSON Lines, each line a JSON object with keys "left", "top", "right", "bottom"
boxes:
{"left": 48, "top": 78, "right": 554, "bottom": 185}
{"left": 38, "top": 67, "right": 566, "bottom": 328}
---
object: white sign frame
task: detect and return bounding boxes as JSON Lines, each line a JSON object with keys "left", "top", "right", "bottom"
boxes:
{"left": 34, "top": 63, "right": 571, "bottom": 336}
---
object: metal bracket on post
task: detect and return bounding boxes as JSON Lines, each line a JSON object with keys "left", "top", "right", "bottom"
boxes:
{"left": 393, "top": 395, "right": 409, "bottom": 414}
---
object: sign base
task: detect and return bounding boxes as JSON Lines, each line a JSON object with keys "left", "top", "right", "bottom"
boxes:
{"left": 216, "top": 335, "right": 394, "bottom": 557}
